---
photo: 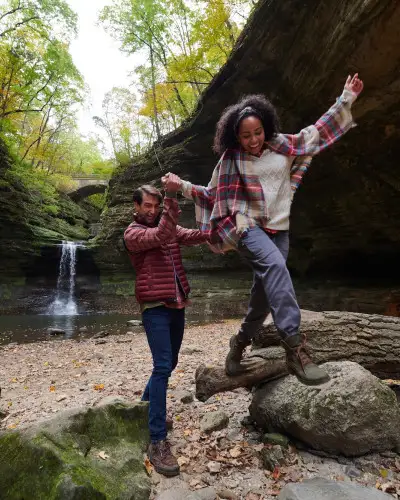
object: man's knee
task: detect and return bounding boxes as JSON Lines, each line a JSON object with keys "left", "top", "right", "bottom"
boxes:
{"left": 153, "top": 359, "right": 172, "bottom": 378}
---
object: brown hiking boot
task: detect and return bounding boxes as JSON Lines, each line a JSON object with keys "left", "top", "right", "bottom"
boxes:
{"left": 281, "top": 334, "right": 330, "bottom": 386}
{"left": 148, "top": 440, "right": 180, "bottom": 477}
{"left": 225, "top": 334, "right": 251, "bottom": 376}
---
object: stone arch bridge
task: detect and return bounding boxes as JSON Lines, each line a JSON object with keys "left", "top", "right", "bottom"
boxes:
{"left": 68, "top": 176, "right": 109, "bottom": 201}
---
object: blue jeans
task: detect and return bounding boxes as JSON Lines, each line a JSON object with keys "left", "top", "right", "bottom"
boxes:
{"left": 141, "top": 306, "right": 185, "bottom": 442}
{"left": 238, "top": 227, "right": 300, "bottom": 341}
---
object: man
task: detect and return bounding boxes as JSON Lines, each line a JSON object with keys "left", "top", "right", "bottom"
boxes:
{"left": 124, "top": 175, "right": 208, "bottom": 477}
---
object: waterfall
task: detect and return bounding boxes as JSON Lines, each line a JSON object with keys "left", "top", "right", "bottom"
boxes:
{"left": 47, "top": 241, "right": 79, "bottom": 315}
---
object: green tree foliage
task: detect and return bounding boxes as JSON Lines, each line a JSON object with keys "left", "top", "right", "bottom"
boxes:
{"left": 0, "top": 0, "right": 113, "bottom": 212}
{"left": 99, "top": 0, "right": 254, "bottom": 156}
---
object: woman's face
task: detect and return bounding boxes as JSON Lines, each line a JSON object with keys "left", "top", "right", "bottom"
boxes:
{"left": 237, "top": 116, "right": 265, "bottom": 155}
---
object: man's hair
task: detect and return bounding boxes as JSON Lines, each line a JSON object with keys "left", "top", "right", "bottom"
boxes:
{"left": 132, "top": 185, "right": 162, "bottom": 205}
{"left": 213, "top": 94, "right": 280, "bottom": 155}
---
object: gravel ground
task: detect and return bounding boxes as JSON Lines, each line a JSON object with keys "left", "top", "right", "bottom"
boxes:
{"left": 1, "top": 319, "right": 399, "bottom": 499}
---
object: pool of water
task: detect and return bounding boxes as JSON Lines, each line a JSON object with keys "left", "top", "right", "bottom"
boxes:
{"left": 0, "top": 309, "right": 242, "bottom": 346}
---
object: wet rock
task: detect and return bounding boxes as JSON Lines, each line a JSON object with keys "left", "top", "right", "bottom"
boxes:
{"left": 250, "top": 362, "right": 400, "bottom": 456}
{"left": 278, "top": 477, "right": 393, "bottom": 499}
{"left": 200, "top": 411, "right": 229, "bottom": 433}
{"left": 47, "top": 328, "right": 65, "bottom": 336}
{"left": 79, "top": 326, "right": 88, "bottom": 332}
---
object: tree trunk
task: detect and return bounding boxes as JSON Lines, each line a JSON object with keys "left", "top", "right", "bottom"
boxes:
{"left": 195, "top": 310, "right": 400, "bottom": 402}
{"left": 150, "top": 46, "right": 161, "bottom": 140}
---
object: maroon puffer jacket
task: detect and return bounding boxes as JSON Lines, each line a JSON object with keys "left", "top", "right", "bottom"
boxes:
{"left": 124, "top": 196, "right": 208, "bottom": 304}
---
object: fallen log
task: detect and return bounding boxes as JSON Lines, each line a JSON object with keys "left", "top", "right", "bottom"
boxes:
{"left": 195, "top": 310, "right": 400, "bottom": 401}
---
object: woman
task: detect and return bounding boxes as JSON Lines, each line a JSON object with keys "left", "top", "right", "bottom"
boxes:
{"left": 163, "top": 74, "right": 363, "bottom": 385}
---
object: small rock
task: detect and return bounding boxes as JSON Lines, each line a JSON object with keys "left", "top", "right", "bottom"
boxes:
{"left": 56, "top": 394, "right": 68, "bottom": 402}
{"left": 344, "top": 465, "right": 362, "bottom": 478}
{"left": 200, "top": 411, "right": 229, "bottom": 433}
{"left": 260, "top": 445, "right": 285, "bottom": 471}
{"left": 47, "top": 328, "right": 65, "bottom": 336}
{"left": 262, "top": 433, "right": 290, "bottom": 448}
{"left": 181, "top": 345, "right": 203, "bottom": 355}
{"left": 126, "top": 331, "right": 135, "bottom": 335}
{"left": 223, "top": 478, "right": 239, "bottom": 489}
{"left": 177, "top": 390, "right": 194, "bottom": 404}
{"left": 126, "top": 320, "right": 142, "bottom": 327}
{"left": 79, "top": 326, "right": 88, "bottom": 332}
{"left": 116, "top": 338, "right": 132, "bottom": 343}
{"left": 217, "top": 488, "right": 238, "bottom": 499}
{"left": 380, "top": 451, "right": 397, "bottom": 458}
{"left": 207, "top": 461, "right": 221, "bottom": 474}
{"left": 93, "top": 331, "right": 109, "bottom": 339}
{"left": 193, "top": 486, "right": 217, "bottom": 500}
{"left": 155, "top": 488, "right": 189, "bottom": 500}
{"left": 94, "top": 340, "right": 107, "bottom": 345}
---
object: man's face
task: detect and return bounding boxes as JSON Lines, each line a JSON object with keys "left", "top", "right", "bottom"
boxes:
{"left": 134, "top": 193, "right": 161, "bottom": 226}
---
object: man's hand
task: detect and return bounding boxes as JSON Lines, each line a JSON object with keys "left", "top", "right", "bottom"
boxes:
{"left": 344, "top": 73, "right": 364, "bottom": 96}
{"left": 161, "top": 172, "right": 182, "bottom": 194}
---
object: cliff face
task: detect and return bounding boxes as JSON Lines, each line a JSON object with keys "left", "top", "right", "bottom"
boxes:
{"left": 0, "top": 142, "right": 91, "bottom": 284}
{"left": 96, "top": 0, "right": 400, "bottom": 279}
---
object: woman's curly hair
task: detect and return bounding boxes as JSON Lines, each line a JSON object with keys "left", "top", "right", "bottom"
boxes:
{"left": 213, "top": 94, "right": 280, "bottom": 156}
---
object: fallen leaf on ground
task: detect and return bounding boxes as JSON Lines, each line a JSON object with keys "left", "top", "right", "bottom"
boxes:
{"left": 177, "top": 456, "right": 190, "bottom": 466}
{"left": 144, "top": 457, "right": 153, "bottom": 475}
{"left": 272, "top": 466, "right": 281, "bottom": 479}
{"left": 381, "top": 482, "right": 396, "bottom": 494}
{"left": 49, "top": 385, "right": 56, "bottom": 392}
{"left": 94, "top": 384, "right": 105, "bottom": 391}
{"left": 229, "top": 446, "right": 242, "bottom": 458}
{"left": 98, "top": 451, "right": 109, "bottom": 460}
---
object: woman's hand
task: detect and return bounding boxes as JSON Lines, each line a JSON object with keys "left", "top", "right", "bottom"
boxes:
{"left": 344, "top": 73, "right": 364, "bottom": 96}
{"left": 161, "top": 172, "right": 182, "bottom": 193}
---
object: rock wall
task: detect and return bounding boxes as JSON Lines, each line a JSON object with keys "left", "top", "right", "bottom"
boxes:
{"left": 95, "top": 0, "right": 400, "bottom": 280}
{"left": 0, "top": 141, "right": 92, "bottom": 293}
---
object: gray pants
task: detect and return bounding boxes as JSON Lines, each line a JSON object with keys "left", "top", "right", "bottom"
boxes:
{"left": 237, "top": 226, "right": 300, "bottom": 342}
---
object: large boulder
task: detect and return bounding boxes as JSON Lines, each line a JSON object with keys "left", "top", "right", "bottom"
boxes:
{"left": 249, "top": 361, "right": 400, "bottom": 456}
{"left": 0, "top": 397, "right": 150, "bottom": 500}
{"left": 278, "top": 477, "right": 393, "bottom": 500}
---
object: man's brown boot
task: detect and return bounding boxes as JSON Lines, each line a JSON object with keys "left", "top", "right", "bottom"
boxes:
{"left": 281, "top": 334, "right": 330, "bottom": 386}
{"left": 148, "top": 440, "right": 180, "bottom": 477}
{"left": 225, "top": 334, "right": 251, "bottom": 376}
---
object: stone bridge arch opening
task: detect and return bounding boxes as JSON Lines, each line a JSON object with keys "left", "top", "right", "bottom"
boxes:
{"left": 68, "top": 176, "right": 109, "bottom": 201}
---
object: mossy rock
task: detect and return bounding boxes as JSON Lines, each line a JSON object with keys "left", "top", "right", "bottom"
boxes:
{"left": 0, "top": 397, "right": 151, "bottom": 500}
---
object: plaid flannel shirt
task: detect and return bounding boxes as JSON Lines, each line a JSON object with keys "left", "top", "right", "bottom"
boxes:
{"left": 183, "top": 89, "right": 357, "bottom": 252}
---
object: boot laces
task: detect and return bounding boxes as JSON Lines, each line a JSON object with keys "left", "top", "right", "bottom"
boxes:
{"left": 295, "top": 334, "right": 312, "bottom": 369}
{"left": 158, "top": 439, "right": 171, "bottom": 458}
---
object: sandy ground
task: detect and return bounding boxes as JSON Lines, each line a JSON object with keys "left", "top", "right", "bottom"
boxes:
{"left": 1, "top": 320, "right": 399, "bottom": 499}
